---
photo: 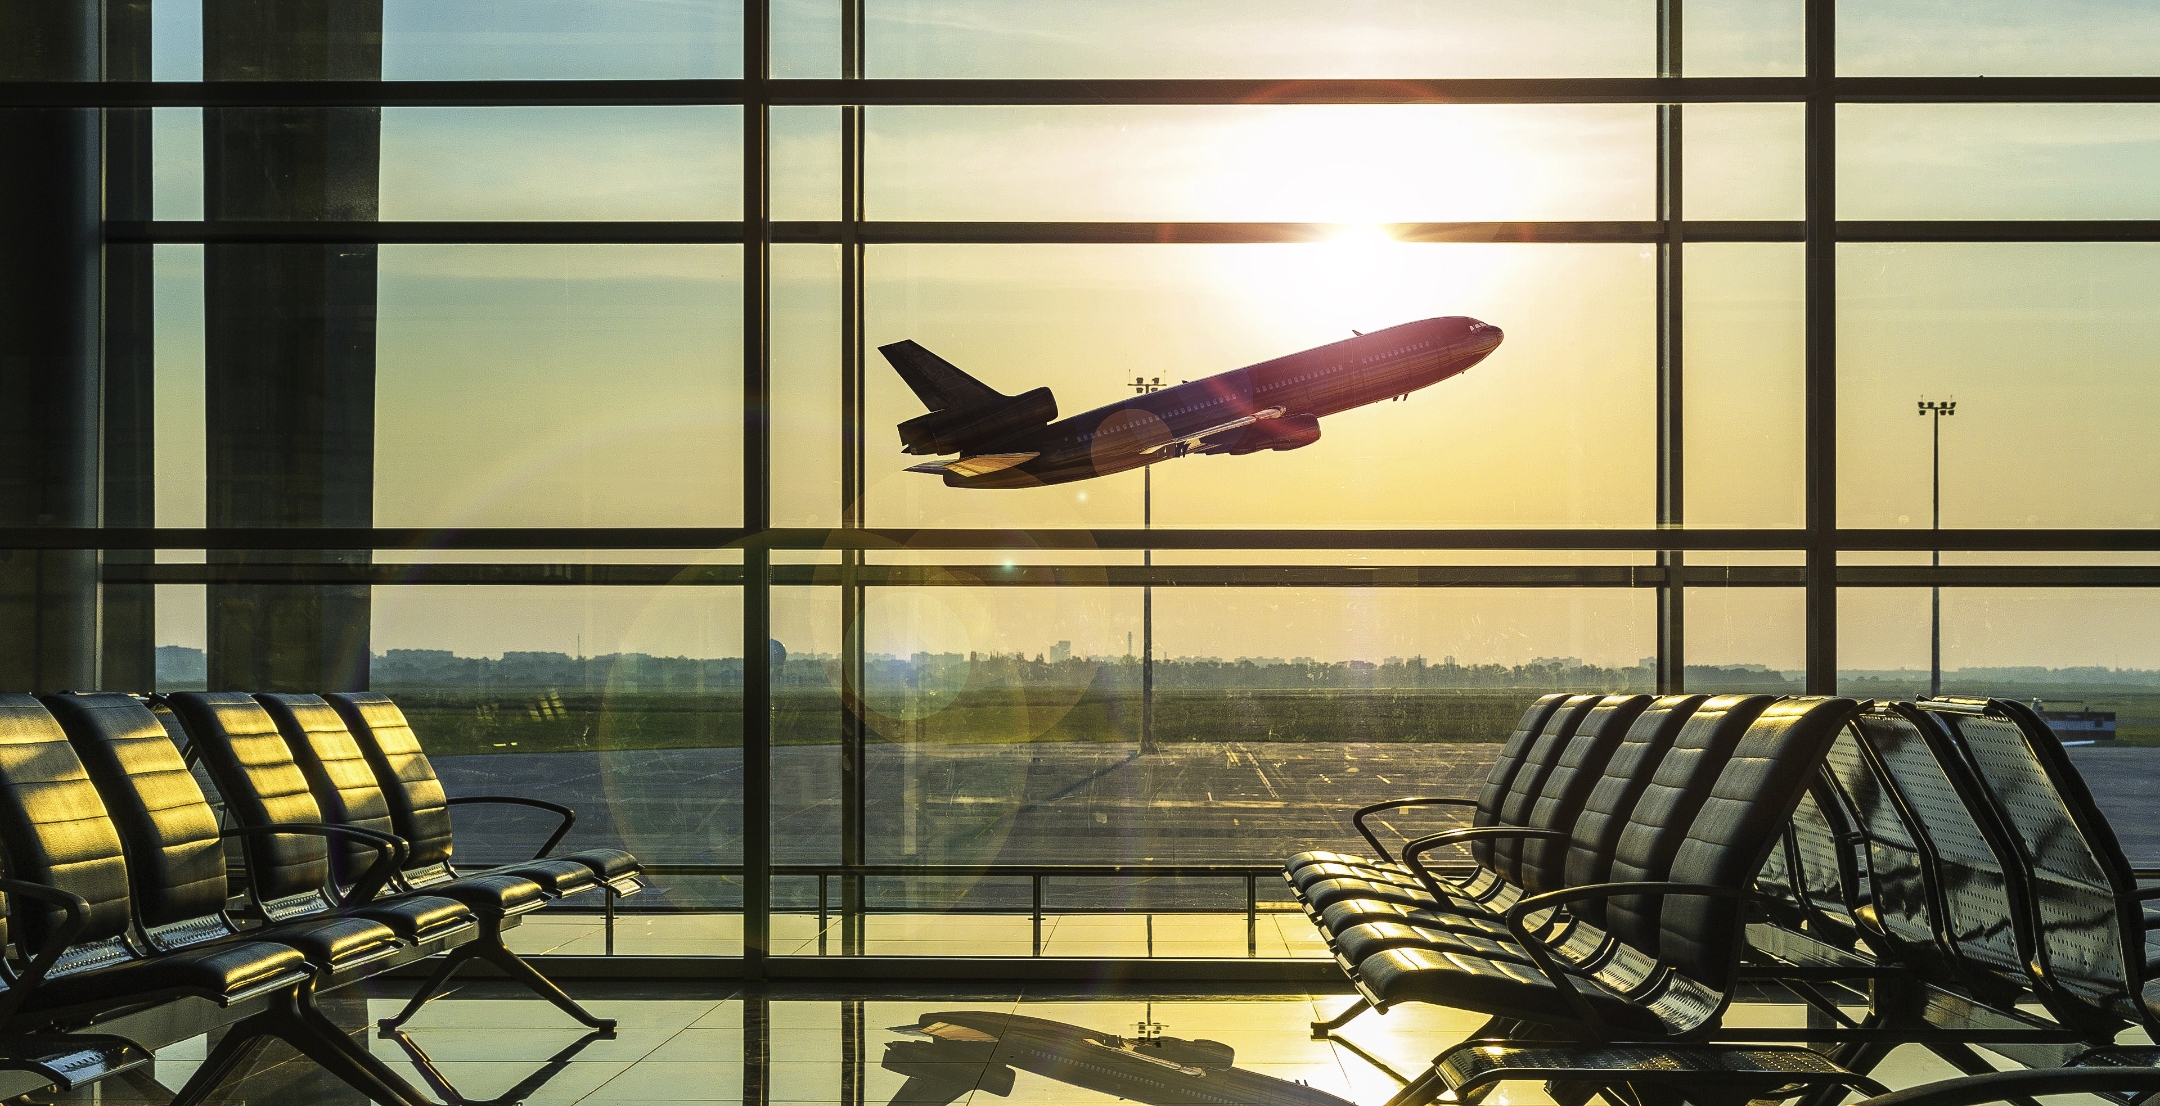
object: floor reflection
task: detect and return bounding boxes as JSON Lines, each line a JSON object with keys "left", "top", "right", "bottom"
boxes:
{"left": 29, "top": 980, "right": 2055, "bottom": 1104}
{"left": 885, "top": 1009, "right": 1353, "bottom": 1106}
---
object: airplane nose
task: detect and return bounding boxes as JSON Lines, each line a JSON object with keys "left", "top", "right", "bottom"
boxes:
{"left": 1462, "top": 319, "right": 1503, "bottom": 353}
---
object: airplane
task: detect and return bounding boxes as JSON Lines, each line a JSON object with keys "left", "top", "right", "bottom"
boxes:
{"left": 883, "top": 315, "right": 1503, "bottom": 489}
{"left": 881, "top": 1010, "right": 1355, "bottom": 1106}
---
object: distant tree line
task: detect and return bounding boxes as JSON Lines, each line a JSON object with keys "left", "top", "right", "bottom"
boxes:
{"left": 158, "top": 644, "right": 1797, "bottom": 694}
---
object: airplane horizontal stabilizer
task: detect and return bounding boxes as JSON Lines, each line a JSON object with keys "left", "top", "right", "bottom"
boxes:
{"left": 906, "top": 452, "right": 1039, "bottom": 477}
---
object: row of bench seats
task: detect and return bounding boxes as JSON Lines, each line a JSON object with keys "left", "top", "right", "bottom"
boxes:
{"left": 1285, "top": 692, "right": 2160, "bottom": 1106}
{"left": 0, "top": 690, "right": 644, "bottom": 1106}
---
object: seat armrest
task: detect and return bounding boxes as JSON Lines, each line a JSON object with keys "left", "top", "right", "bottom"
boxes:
{"left": 0, "top": 879, "right": 91, "bottom": 1024}
{"left": 220, "top": 823, "right": 403, "bottom": 908}
{"left": 446, "top": 796, "right": 576, "bottom": 860}
{"left": 1350, "top": 798, "right": 1479, "bottom": 863}
{"left": 1501, "top": 880, "right": 1773, "bottom": 1038}
{"left": 1401, "top": 827, "right": 1569, "bottom": 902}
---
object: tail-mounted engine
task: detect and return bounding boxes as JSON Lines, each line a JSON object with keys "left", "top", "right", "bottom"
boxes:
{"left": 899, "top": 387, "right": 1059, "bottom": 455}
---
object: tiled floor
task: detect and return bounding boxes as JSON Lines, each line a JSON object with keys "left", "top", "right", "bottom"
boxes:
{"left": 505, "top": 910, "right": 1335, "bottom": 959}
{"left": 33, "top": 978, "right": 2093, "bottom": 1106}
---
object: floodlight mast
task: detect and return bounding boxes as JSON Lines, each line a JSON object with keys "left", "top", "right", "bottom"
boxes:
{"left": 1918, "top": 399, "right": 1957, "bottom": 697}
{"left": 1131, "top": 375, "right": 1163, "bottom": 755}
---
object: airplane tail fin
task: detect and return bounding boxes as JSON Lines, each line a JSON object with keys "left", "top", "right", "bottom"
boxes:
{"left": 879, "top": 340, "right": 1004, "bottom": 412}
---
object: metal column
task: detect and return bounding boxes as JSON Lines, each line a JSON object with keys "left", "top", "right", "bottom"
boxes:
{"left": 742, "top": 0, "right": 774, "bottom": 980}
{"left": 1654, "top": 0, "right": 1687, "bottom": 694}
{"left": 1803, "top": 0, "right": 1839, "bottom": 694}
{"left": 200, "top": 0, "right": 383, "bottom": 693}
{"left": 0, "top": 1, "right": 103, "bottom": 693}
{"left": 101, "top": 0, "right": 158, "bottom": 693}
{"left": 837, "top": 0, "right": 869, "bottom": 958}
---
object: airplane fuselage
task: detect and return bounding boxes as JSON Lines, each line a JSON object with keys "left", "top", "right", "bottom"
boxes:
{"left": 940, "top": 316, "right": 1502, "bottom": 488}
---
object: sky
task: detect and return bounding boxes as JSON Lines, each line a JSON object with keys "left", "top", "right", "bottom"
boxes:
{"left": 143, "top": 2, "right": 2160, "bottom": 672}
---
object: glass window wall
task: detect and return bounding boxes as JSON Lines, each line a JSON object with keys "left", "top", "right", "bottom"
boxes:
{"left": 23, "top": 1, "right": 2155, "bottom": 968}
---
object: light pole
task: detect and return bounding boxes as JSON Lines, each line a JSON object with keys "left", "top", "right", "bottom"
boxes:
{"left": 1131, "top": 374, "right": 1162, "bottom": 754}
{"left": 1918, "top": 398, "right": 1957, "bottom": 697}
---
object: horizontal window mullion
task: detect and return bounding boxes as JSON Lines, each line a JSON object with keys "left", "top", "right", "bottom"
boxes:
{"left": 1836, "top": 566, "right": 2160, "bottom": 587}
{"left": 29, "top": 528, "right": 2160, "bottom": 552}
{"left": 111, "top": 220, "right": 1816, "bottom": 246}
{"left": 15, "top": 76, "right": 2160, "bottom": 109}
{"left": 15, "top": 526, "right": 1801, "bottom": 551}
{"left": 1838, "top": 221, "right": 2160, "bottom": 242}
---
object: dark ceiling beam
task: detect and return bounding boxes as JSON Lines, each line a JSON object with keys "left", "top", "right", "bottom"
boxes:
{"left": 13, "top": 75, "right": 2160, "bottom": 109}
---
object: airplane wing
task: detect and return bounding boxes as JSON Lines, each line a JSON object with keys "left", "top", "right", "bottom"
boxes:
{"left": 1142, "top": 407, "right": 1285, "bottom": 454}
{"left": 885, "top": 1076, "right": 971, "bottom": 1106}
{"left": 905, "top": 452, "right": 1039, "bottom": 477}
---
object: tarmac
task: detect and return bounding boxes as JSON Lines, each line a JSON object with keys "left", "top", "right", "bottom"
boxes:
{"left": 434, "top": 740, "right": 2160, "bottom": 911}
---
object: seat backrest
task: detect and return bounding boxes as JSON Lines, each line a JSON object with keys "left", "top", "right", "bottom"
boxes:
{"left": 1469, "top": 694, "right": 1570, "bottom": 834}
{"left": 1515, "top": 694, "right": 1651, "bottom": 892}
{"left": 325, "top": 692, "right": 455, "bottom": 871}
{"left": 1659, "top": 696, "right": 1860, "bottom": 989}
{"left": 1819, "top": 719, "right": 1952, "bottom": 977}
{"left": 1600, "top": 694, "right": 1776, "bottom": 948}
{"left": 1850, "top": 704, "right": 2032, "bottom": 1005}
{"left": 40, "top": 693, "right": 230, "bottom": 942}
{"left": 1481, "top": 694, "right": 1602, "bottom": 873}
{"left": 1784, "top": 781, "right": 1864, "bottom": 948}
{"left": 257, "top": 693, "right": 404, "bottom": 884}
{"left": 1561, "top": 694, "right": 1707, "bottom": 924}
{"left": 0, "top": 696, "right": 138, "bottom": 967}
{"left": 1924, "top": 698, "right": 2143, "bottom": 1029}
{"left": 164, "top": 692, "right": 332, "bottom": 904}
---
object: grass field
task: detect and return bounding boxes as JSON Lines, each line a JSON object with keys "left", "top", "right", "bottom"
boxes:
{"left": 375, "top": 681, "right": 2160, "bottom": 756}
{"left": 381, "top": 685, "right": 1556, "bottom": 756}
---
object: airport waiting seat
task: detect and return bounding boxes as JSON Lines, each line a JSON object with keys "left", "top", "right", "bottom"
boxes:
{"left": 1301, "top": 694, "right": 1668, "bottom": 928}
{"left": 1316, "top": 694, "right": 1762, "bottom": 970}
{"left": 1285, "top": 693, "right": 1571, "bottom": 897}
{"left": 325, "top": 691, "right": 645, "bottom": 897}
{"left": 1290, "top": 693, "right": 1606, "bottom": 914}
{"left": 158, "top": 694, "right": 475, "bottom": 947}
{"left": 1293, "top": 695, "right": 1722, "bottom": 1037}
{"left": 1358, "top": 697, "right": 1868, "bottom": 1106}
{"left": 1433, "top": 698, "right": 2144, "bottom": 1106}
{"left": 1916, "top": 697, "right": 2160, "bottom": 1063}
{"left": 166, "top": 691, "right": 617, "bottom": 1032}
{"left": 0, "top": 694, "right": 437, "bottom": 1106}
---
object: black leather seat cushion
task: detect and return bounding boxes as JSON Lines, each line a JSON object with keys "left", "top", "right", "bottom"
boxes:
{"left": 1300, "top": 873, "right": 1439, "bottom": 913}
{"left": 350, "top": 894, "right": 473, "bottom": 943}
{"left": 500, "top": 858, "right": 600, "bottom": 898}
{"left": 419, "top": 872, "right": 548, "bottom": 918}
{"left": 1355, "top": 945, "right": 1667, "bottom": 1035}
{"left": 1332, "top": 920, "right": 1538, "bottom": 966}
{"left": 29, "top": 940, "right": 305, "bottom": 1012}
{"left": 257, "top": 916, "right": 401, "bottom": 970}
{"left": 564, "top": 848, "right": 640, "bottom": 884}
{"left": 1320, "top": 898, "right": 1514, "bottom": 940}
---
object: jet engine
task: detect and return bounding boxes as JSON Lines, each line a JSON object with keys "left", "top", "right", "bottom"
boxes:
{"left": 1225, "top": 413, "right": 1320, "bottom": 455}
{"left": 898, "top": 387, "right": 1058, "bottom": 455}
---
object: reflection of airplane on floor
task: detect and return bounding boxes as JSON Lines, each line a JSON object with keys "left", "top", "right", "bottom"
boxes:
{"left": 885, "top": 316, "right": 1503, "bottom": 488}
{"left": 881, "top": 1010, "right": 1354, "bottom": 1106}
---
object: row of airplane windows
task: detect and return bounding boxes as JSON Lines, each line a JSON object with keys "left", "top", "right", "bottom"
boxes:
{"left": 1075, "top": 342, "right": 1430, "bottom": 444}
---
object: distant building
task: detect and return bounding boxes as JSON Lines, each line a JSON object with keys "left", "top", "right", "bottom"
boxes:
{"left": 2033, "top": 700, "right": 2117, "bottom": 744}
{"left": 1050, "top": 640, "right": 1072, "bottom": 663}
{"left": 156, "top": 645, "right": 207, "bottom": 688}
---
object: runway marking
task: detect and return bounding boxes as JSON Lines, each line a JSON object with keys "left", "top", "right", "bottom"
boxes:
{"left": 1236, "top": 744, "right": 1282, "bottom": 799}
